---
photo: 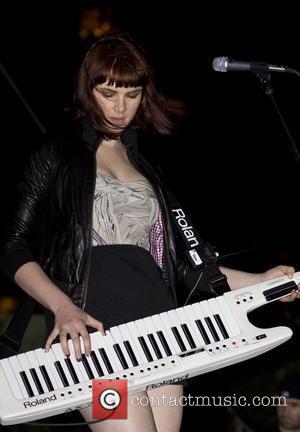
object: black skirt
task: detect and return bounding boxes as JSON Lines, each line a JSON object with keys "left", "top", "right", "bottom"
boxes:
{"left": 84, "top": 244, "right": 175, "bottom": 329}
{"left": 44, "top": 245, "right": 187, "bottom": 386}
{"left": 44, "top": 245, "right": 175, "bottom": 332}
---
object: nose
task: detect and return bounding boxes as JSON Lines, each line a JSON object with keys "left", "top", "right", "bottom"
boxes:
{"left": 114, "top": 97, "right": 126, "bottom": 114}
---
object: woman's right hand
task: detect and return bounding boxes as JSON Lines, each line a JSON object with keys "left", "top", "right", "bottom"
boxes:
{"left": 44, "top": 301, "right": 105, "bottom": 360}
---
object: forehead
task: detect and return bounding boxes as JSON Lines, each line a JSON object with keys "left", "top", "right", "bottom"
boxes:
{"left": 96, "top": 81, "right": 142, "bottom": 93}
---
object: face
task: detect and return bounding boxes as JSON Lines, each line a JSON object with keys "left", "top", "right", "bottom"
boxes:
{"left": 93, "top": 82, "right": 143, "bottom": 131}
{"left": 277, "top": 398, "right": 300, "bottom": 430}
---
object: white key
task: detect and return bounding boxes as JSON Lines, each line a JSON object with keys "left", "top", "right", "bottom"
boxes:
{"left": 216, "top": 296, "right": 241, "bottom": 336}
{"left": 125, "top": 321, "right": 149, "bottom": 364}
{"left": 34, "top": 348, "right": 60, "bottom": 390}
{"left": 167, "top": 309, "right": 191, "bottom": 350}
{"left": 51, "top": 344, "right": 74, "bottom": 386}
{"left": 151, "top": 314, "right": 177, "bottom": 355}
{"left": 142, "top": 317, "right": 166, "bottom": 358}
{"left": 44, "top": 348, "right": 66, "bottom": 388}
{"left": 201, "top": 301, "right": 224, "bottom": 341}
{"left": 159, "top": 312, "right": 183, "bottom": 353}
{"left": 91, "top": 332, "right": 114, "bottom": 375}
{"left": 177, "top": 306, "right": 204, "bottom": 347}
{"left": 0, "top": 358, "right": 23, "bottom": 399}
{"left": 110, "top": 326, "right": 135, "bottom": 368}
{"left": 118, "top": 323, "right": 144, "bottom": 364}
{"left": 208, "top": 298, "right": 233, "bottom": 338}
{"left": 8, "top": 356, "right": 30, "bottom": 398}
{"left": 191, "top": 303, "right": 213, "bottom": 344}
{"left": 134, "top": 319, "right": 157, "bottom": 361}
{"left": 17, "top": 353, "right": 40, "bottom": 396}
{"left": 83, "top": 351, "right": 103, "bottom": 380}
{"left": 181, "top": 305, "right": 207, "bottom": 346}
{"left": 67, "top": 340, "right": 89, "bottom": 382}
{"left": 26, "top": 351, "right": 48, "bottom": 394}
{"left": 90, "top": 332, "right": 110, "bottom": 377}
{"left": 76, "top": 334, "right": 100, "bottom": 380}
{"left": 94, "top": 331, "right": 121, "bottom": 372}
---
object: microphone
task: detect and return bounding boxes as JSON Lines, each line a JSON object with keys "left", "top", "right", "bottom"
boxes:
{"left": 212, "top": 57, "right": 292, "bottom": 74}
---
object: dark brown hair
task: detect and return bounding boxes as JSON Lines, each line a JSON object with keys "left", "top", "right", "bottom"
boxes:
{"left": 73, "top": 32, "right": 173, "bottom": 139}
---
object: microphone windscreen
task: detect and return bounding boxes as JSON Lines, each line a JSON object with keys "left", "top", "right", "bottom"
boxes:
{"left": 212, "top": 57, "right": 228, "bottom": 72}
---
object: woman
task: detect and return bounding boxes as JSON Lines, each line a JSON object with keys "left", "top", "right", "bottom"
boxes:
{"left": 0, "top": 32, "right": 299, "bottom": 432}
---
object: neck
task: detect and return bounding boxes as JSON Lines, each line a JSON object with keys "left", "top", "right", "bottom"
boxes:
{"left": 101, "top": 138, "right": 122, "bottom": 149}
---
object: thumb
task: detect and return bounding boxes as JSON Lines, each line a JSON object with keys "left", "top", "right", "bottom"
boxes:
{"left": 86, "top": 314, "right": 106, "bottom": 335}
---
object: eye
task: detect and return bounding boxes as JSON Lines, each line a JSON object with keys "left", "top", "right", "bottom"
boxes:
{"left": 100, "top": 91, "right": 114, "bottom": 98}
{"left": 127, "top": 93, "right": 141, "bottom": 99}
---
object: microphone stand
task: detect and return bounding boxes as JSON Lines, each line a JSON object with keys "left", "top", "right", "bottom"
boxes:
{"left": 0, "top": 61, "right": 46, "bottom": 134}
{"left": 255, "top": 71, "right": 300, "bottom": 166}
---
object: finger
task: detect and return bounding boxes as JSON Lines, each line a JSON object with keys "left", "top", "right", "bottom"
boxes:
{"left": 80, "top": 330, "right": 91, "bottom": 356}
{"left": 287, "top": 266, "right": 295, "bottom": 278}
{"left": 277, "top": 265, "right": 294, "bottom": 277}
{"left": 281, "top": 290, "right": 297, "bottom": 302}
{"left": 45, "top": 328, "right": 59, "bottom": 352}
{"left": 60, "top": 333, "right": 70, "bottom": 357}
{"left": 86, "top": 315, "right": 106, "bottom": 335}
{"left": 69, "top": 333, "right": 82, "bottom": 361}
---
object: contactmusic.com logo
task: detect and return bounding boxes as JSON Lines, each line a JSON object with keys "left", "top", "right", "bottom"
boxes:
{"left": 92, "top": 380, "right": 128, "bottom": 420}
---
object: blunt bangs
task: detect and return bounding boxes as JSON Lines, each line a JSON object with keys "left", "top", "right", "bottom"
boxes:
{"left": 91, "top": 56, "right": 149, "bottom": 89}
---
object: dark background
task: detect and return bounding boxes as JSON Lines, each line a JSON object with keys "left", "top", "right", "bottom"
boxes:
{"left": 0, "top": 1, "right": 300, "bottom": 431}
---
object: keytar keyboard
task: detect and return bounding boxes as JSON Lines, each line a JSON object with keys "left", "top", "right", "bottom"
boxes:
{"left": 0, "top": 271, "right": 299, "bottom": 425}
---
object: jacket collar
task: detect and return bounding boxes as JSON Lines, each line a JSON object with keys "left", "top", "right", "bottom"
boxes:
{"left": 74, "top": 116, "right": 139, "bottom": 155}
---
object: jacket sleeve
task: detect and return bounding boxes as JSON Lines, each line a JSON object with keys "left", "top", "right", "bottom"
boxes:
{"left": 0, "top": 140, "right": 54, "bottom": 280}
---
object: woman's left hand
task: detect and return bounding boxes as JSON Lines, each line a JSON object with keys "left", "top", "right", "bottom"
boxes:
{"left": 261, "top": 265, "right": 300, "bottom": 302}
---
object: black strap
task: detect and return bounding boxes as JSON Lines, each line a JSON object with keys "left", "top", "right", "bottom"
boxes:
{"left": 136, "top": 155, "right": 231, "bottom": 297}
{"left": 165, "top": 186, "right": 228, "bottom": 278}
{"left": 0, "top": 293, "right": 37, "bottom": 359}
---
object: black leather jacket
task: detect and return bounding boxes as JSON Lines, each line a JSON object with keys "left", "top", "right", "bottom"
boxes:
{"left": 0, "top": 119, "right": 201, "bottom": 309}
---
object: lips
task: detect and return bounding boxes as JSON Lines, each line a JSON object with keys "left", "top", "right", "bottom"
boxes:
{"left": 109, "top": 117, "right": 126, "bottom": 125}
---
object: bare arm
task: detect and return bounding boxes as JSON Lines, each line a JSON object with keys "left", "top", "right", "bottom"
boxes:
{"left": 220, "top": 265, "right": 300, "bottom": 302}
{"left": 14, "top": 262, "right": 105, "bottom": 359}
{"left": 219, "top": 266, "right": 263, "bottom": 290}
{"left": 15, "top": 261, "right": 72, "bottom": 314}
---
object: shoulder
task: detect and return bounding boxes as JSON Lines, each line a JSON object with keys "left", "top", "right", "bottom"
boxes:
{"left": 31, "top": 117, "right": 92, "bottom": 164}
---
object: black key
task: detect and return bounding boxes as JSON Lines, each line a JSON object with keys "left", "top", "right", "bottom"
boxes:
{"left": 124, "top": 341, "right": 139, "bottom": 366}
{"left": 65, "top": 358, "right": 80, "bottom": 384}
{"left": 20, "top": 371, "right": 34, "bottom": 397}
{"left": 39, "top": 365, "right": 54, "bottom": 392}
{"left": 113, "top": 344, "right": 129, "bottom": 370}
{"left": 30, "top": 368, "right": 44, "bottom": 394}
{"left": 147, "top": 334, "right": 163, "bottom": 359}
{"left": 171, "top": 327, "right": 187, "bottom": 352}
{"left": 205, "top": 317, "right": 220, "bottom": 342}
{"left": 181, "top": 324, "right": 196, "bottom": 349}
{"left": 91, "top": 351, "right": 104, "bottom": 377}
{"left": 214, "top": 314, "right": 229, "bottom": 339}
{"left": 82, "top": 354, "right": 94, "bottom": 379}
{"left": 138, "top": 336, "right": 153, "bottom": 362}
{"left": 99, "top": 348, "right": 114, "bottom": 374}
{"left": 54, "top": 361, "right": 69, "bottom": 387}
{"left": 195, "top": 319, "right": 211, "bottom": 345}
{"left": 157, "top": 331, "right": 172, "bottom": 356}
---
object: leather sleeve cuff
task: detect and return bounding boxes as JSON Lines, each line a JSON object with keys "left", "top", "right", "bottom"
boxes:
{"left": 0, "top": 248, "right": 36, "bottom": 281}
